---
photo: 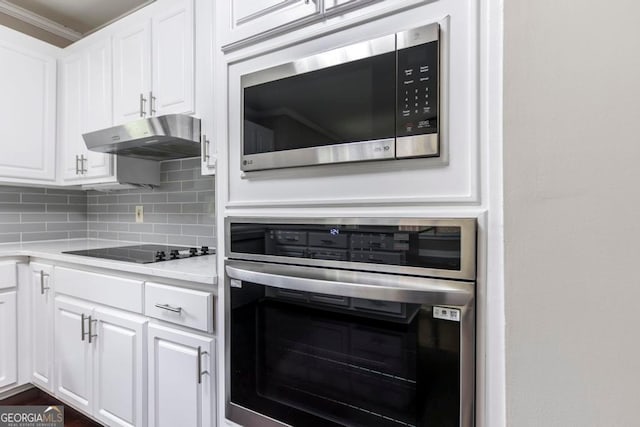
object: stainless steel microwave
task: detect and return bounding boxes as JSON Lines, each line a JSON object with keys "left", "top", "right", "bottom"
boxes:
{"left": 241, "top": 23, "right": 440, "bottom": 172}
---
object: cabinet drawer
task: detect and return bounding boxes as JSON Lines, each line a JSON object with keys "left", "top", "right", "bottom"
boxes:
{"left": 55, "top": 267, "right": 143, "bottom": 313}
{"left": 145, "top": 282, "right": 213, "bottom": 332}
{"left": 0, "top": 262, "right": 16, "bottom": 289}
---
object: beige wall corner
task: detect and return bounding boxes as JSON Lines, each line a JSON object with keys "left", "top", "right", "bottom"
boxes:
{"left": 504, "top": 0, "right": 640, "bottom": 425}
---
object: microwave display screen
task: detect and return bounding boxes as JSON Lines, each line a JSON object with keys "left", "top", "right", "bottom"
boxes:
{"left": 244, "top": 52, "right": 396, "bottom": 156}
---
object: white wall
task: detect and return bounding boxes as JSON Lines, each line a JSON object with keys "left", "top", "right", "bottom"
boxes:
{"left": 504, "top": 0, "right": 640, "bottom": 425}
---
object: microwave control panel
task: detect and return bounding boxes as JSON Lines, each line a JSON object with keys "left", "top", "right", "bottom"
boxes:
{"left": 397, "top": 39, "right": 439, "bottom": 137}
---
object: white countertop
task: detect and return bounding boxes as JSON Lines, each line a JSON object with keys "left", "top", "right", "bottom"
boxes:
{"left": 0, "top": 239, "right": 216, "bottom": 285}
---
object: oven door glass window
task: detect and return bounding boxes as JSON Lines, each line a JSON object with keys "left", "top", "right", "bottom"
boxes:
{"left": 230, "top": 282, "right": 461, "bottom": 427}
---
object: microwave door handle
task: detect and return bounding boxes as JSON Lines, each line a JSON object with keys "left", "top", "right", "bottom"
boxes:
{"left": 225, "top": 261, "right": 473, "bottom": 307}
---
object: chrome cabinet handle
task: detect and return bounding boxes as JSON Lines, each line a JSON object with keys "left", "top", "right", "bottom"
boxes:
{"left": 40, "top": 270, "right": 50, "bottom": 295}
{"left": 149, "top": 91, "right": 156, "bottom": 115}
{"left": 80, "top": 155, "right": 87, "bottom": 174}
{"left": 197, "top": 346, "right": 209, "bottom": 384}
{"left": 139, "top": 93, "right": 147, "bottom": 117}
{"left": 75, "top": 155, "right": 80, "bottom": 175}
{"left": 81, "top": 313, "right": 90, "bottom": 341}
{"left": 154, "top": 303, "right": 182, "bottom": 313}
{"left": 88, "top": 316, "right": 97, "bottom": 343}
{"left": 202, "top": 134, "right": 210, "bottom": 160}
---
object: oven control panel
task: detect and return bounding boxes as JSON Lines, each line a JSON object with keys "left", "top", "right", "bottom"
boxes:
{"left": 228, "top": 218, "right": 477, "bottom": 280}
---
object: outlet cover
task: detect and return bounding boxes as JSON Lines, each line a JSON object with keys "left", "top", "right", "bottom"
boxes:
{"left": 135, "top": 206, "right": 144, "bottom": 223}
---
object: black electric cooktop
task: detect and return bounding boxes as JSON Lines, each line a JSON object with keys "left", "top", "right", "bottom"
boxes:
{"left": 63, "top": 244, "right": 213, "bottom": 264}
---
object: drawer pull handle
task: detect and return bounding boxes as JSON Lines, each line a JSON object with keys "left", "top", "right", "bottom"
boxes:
{"left": 155, "top": 303, "right": 182, "bottom": 313}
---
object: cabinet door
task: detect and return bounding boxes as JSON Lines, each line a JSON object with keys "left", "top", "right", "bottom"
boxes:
{"left": 148, "top": 324, "right": 215, "bottom": 427}
{"left": 195, "top": 0, "right": 215, "bottom": 174}
{"left": 152, "top": 0, "right": 195, "bottom": 116}
{"left": 0, "top": 291, "right": 17, "bottom": 389}
{"left": 82, "top": 39, "right": 113, "bottom": 179}
{"left": 113, "top": 21, "right": 151, "bottom": 124}
{"left": 30, "top": 263, "right": 53, "bottom": 391}
{"left": 60, "top": 53, "right": 86, "bottom": 181}
{"left": 323, "top": 0, "right": 378, "bottom": 14}
{"left": 93, "top": 306, "right": 147, "bottom": 427}
{"left": 221, "top": 0, "right": 320, "bottom": 47}
{"left": 54, "top": 296, "right": 94, "bottom": 413}
{"left": 0, "top": 39, "right": 56, "bottom": 181}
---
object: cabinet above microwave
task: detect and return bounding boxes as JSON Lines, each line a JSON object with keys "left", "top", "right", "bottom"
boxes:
{"left": 240, "top": 23, "right": 440, "bottom": 172}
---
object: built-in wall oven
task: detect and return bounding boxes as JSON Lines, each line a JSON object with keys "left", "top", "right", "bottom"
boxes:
{"left": 225, "top": 218, "right": 476, "bottom": 427}
{"left": 241, "top": 22, "right": 440, "bottom": 171}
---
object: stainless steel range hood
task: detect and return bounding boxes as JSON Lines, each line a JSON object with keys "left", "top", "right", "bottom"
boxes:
{"left": 83, "top": 114, "right": 201, "bottom": 161}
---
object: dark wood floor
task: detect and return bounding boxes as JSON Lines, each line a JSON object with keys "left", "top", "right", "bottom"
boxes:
{"left": 0, "top": 388, "right": 103, "bottom": 427}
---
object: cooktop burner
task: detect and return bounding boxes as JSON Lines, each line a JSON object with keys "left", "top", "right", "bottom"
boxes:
{"left": 63, "top": 244, "right": 213, "bottom": 264}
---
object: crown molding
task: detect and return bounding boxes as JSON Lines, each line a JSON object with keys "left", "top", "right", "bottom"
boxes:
{"left": 0, "top": 0, "right": 81, "bottom": 41}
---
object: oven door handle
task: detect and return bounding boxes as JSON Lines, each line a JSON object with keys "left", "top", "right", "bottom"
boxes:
{"left": 226, "top": 260, "right": 473, "bottom": 306}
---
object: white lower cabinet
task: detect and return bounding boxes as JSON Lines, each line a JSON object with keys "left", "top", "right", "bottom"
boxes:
{"left": 30, "top": 262, "right": 54, "bottom": 392}
{"left": 54, "top": 295, "right": 148, "bottom": 427}
{"left": 54, "top": 296, "right": 93, "bottom": 412}
{"left": 148, "top": 323, "right": 215, "bottom": 427}
{"left": 93, "top": 306, "right": 147, "bottom": 427}
{"left": 0, "top": 290, "right": 17, "bottom": 389}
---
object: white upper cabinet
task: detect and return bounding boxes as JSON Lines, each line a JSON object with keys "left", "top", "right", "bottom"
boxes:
{"left": 59, "top": 53, "right": 85, "bottom": 181}
{"left": 113, "top": 21, "right": 152, "bottom": 124}
{"left": 59, "top": 38, "right": 113, "bottom": 183}
{"left": 0, "top": 27, "right": 57, "bottom": 182}
{"left": 82, "top": 39, "right": 113, "bottom": 179}
{"left": 220, "top": 0, "right": 321, "bottom": 48}
{"left": 114, "top": 0, "right": 194, "bottom": 124}
{"left": 195, "top": 0, "right": 215, "bottom": 174}
{"left": 322, "top": 0, "right": 377, "bottom": 13}
{"left": 218, "top": 0, "right": 389, "bottom": 50}
{"left": 152, "top": 0, "right": 195, "bottom": 116}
